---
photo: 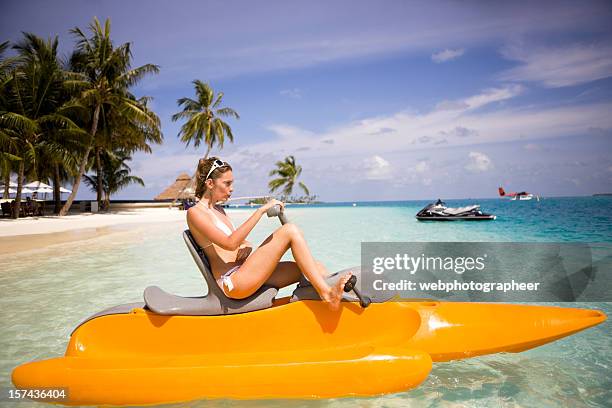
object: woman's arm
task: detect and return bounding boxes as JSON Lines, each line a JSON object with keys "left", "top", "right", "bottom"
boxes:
{"left": 188, "top": 200, "right": 283, "bottom": 251}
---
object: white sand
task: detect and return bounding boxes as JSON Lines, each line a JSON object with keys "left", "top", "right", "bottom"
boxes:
{"left": 0, "top": 207, "right": 257, "bottom": 237}
{"left": 0, "top": 208, "right": 187, "bottom": 237}
{"left": 0, "top": 208, "right": 256, "bottom": 255}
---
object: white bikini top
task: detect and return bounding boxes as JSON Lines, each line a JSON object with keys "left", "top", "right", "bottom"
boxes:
{"left": 199, "top": 205, "right": 236, "bottom": 248}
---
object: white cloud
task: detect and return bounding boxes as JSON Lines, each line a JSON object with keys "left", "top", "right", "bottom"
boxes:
{"left": 435, "top": 100, "right": 470, "bottom": 111}
{"left": 524, "top": 143, "right": 541, "bottom": 151}
{"left": 246, "top": 86, "right": 611, "bottom": 160}
{"left": 133, "top": 152, "right": 200, "bottom": 182}
{"left": 280, "top": 88, "right": 302, "bottom": 99}
{"left": 267, "top": 124, "right": 315, "bottom": 141}
{"left": 439, "top": 126, "right": 479, "bottom": 138}
{"left": 369, "top": 127, "right": 396, "bottom": 135}
{"left": 415, "top": 161, "right": 429, "bottom": 173}
{"left": 363, "top": 155, "right": 392, "bottom": 180}
{"left": 465, "top": 152, "right": 493, "bottom": 172}
{"left": 498, "top": 43, "right": 612, "bottom": 87}
{"left": 128, "top": 87, "right": 612, "bottom": 199}
{"left": 432, "top": 48, "right": 465, "bottom": 63}
{"left": 462, "top": 85, "right": 524, "bottom": 110}
{"left": 70, "top": 2, "right": 611, "bottom": 85}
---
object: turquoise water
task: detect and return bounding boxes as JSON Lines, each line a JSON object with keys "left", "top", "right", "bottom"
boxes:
{"left": 0, "top": 196, "right": 610, "bottom": 407}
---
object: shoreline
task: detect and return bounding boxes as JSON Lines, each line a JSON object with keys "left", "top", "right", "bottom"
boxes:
{"left": 0, "top": 207, "right": 255, "bottom": 254}
{"left": 0, "top": 208, "right": 188, "bottom": 237}
{"left": 0, "top": 208, "right": 185, "bottom": 255}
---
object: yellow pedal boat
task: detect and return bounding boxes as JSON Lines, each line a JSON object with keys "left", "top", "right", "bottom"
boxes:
{"left": 11, "top": 229, "right": 607, "bottom": 406}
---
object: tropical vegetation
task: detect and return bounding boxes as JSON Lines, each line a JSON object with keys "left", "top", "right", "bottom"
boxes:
{"left": 0, "top": 17, "right": 161, "bottom": 218}
{"left": 61, "top": 18, "right": 161, "bottom": 215}
{"left": 171, "top": 80, "right": 239, "bottom": 202}
{"left": 83, "top": 149, "right": 144, "bottom": 210}
{"left": 268, "top": 155, "right": 316, "bottom": 202}
{"left": 172, "top": 80, "right": 239, "bottom": 159}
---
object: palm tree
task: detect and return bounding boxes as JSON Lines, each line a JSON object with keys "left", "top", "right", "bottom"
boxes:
{"left": 59, "top": 17, "right": 160, "bottom": 216}
{"left": 88, "top": 94, "right": 161, "bottom": 210}
{"left": 83, "top": 149, "right": 144, "bottom": 209}
{"left": 33, "top": 130, "right": 82, "bottom": 214}
{"left": 172, "top": 80, "right": 239, "bottom": 158}
{"left": 171, "top": 80, "right": 239, "bottom": 204}
{"left": 0, "top": 40, "right": 21, "bottom": 198}
{"left": 33, "top": 49, "right": 90, "bottom": 214}
{"left": 0, "top": 34, "right": 80, "bottom": 218}
{"left": 268, "top": 155, "right": 310, "bottom": 201}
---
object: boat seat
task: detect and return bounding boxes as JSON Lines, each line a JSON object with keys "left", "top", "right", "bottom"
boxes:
{"left": 442, "top": 205, "right": 479, "bottom": 215}
{"left": 143, "top": 230, "right": 278, "bottom": 316}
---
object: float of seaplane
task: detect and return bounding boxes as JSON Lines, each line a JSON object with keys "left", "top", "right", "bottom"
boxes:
{"left": 498, "top": 186, "right": 539, "bottom": 201}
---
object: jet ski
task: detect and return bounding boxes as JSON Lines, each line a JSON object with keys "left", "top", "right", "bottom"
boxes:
{"left": 12, "top": 207, "right": 605, "bottom": 405}
{"left": 416, "top": 199, "right": 496, "bottom": 221}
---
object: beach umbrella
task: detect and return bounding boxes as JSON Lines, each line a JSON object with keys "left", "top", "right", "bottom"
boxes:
{"left": 24, "top": 181, "right": 52, "bottom": 189}
{"left": 33, "top": 187, "right": 54, "bottom": 200}
{"left": 59, "top": 186, "right": 71, "bottom": 194}
{"left": 1, "top": 184, "right": 34, "bottom": 195}
{"left": 1, "top": 188, "right": 16, "bottom": 196}
{"left": 0, "top": 181, "right": 18, "bottom": 188}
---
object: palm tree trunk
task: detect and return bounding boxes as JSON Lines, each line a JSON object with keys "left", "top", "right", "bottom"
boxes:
{"left": 2, "top": 168, "right": 9, "bottom": 198}
{"left": 59, "top": 104, "right": 100, "bottom": 216}
{"left": 204, "top": 144, "right": 211, "bottom": 160}
{"left": 12, "top": 160, "right": 24, "bottom": 219}
{"left": 53, "top": 162, "right": 61, "bottom": 214}
{"left": 95, "top": 147, "right": 103, "bottom": 210}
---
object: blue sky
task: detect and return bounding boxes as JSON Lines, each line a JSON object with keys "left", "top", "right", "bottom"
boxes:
{"left": 2, "top": 0, "right": 612, "bottom": 201}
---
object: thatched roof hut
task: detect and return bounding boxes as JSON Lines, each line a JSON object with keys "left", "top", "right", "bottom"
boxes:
{"left": 154, "top": 173, "right": 195, "bottom": 201}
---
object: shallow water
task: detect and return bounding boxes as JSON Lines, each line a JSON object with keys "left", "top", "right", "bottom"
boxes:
{"left": 1, "top": 197, "right": 611, "bottom": 407}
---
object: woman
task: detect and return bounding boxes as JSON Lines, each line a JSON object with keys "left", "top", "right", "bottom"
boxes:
{"left": 186, "top": 157, "right": 352, "bottom": 310}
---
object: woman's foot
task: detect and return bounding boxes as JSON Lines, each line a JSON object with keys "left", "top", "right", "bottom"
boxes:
{"left": 321, "top": 272, "right": 353, "bottom": 311}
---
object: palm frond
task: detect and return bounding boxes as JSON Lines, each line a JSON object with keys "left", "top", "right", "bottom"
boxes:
{"left": 268, "top": 178, "right": 286, "bottom": 192}
{"left": 0, "top": 112, "right": 39, "bottom": 134}
{"left": 298, "top": 181, "right": 310, "bottom": 196}
{"left": 118, "top": 64, "right": 160, "bottom": 88}
{"left": 215, "top": 107, "right": 240, "bottom": 119}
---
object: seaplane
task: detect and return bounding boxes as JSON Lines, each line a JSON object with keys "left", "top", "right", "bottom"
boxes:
{"left": 498, "top": 187, "right": 539, "bottom": 201}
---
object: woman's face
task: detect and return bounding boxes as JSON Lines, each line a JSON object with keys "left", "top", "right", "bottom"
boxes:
{"left": 209, "top": 170, "right": 234, "bottom": 201}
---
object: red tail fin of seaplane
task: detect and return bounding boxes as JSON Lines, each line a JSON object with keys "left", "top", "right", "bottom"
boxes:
{"left": 498, "top": 187, "right": 506, "bottom": 197}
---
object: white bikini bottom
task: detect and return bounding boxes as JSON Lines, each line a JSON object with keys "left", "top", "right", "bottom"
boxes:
{"left": 217, "top": 265, "right": 240, "bottom": 296}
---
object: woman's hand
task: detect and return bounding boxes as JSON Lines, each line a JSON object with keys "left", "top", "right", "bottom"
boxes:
{"left": 258, "top": 199, "right": 285, "bottom": 214}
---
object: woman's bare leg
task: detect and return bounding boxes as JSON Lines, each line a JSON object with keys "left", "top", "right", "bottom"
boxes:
{"left": 263, "top": 260, "right": 329, "bottom": 289}
{"left": 262, "top": 261, "right": 301, "bottom": 288}
{"left": 227, "top": 223, "right": 351, "bottom": 309}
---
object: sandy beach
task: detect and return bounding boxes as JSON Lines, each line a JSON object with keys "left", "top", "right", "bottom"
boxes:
{"left": 0, "top": 208, "right": 185, "bottom": 235}
{"left": 0, "top": 207, "right": 258, "bottom": 255}
{"left": 0, "top": 209, "right": 181, "bottom": 254}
